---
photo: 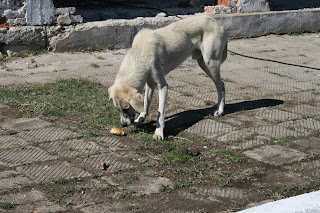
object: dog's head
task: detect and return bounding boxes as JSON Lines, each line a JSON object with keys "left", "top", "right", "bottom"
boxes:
{"left": 108, "top": 85, "right": 144, "bottom": 127}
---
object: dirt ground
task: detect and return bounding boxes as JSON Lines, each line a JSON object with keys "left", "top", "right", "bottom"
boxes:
{"left": 0, "top": 33, "right": 320, "bottom": 212}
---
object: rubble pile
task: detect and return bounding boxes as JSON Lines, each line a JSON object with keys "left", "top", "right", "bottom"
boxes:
{"left": 0, "top": 0, "right": 83, "bottom": 27}
{"left": 204, "top": 0, "right": 270, "bottom": 14}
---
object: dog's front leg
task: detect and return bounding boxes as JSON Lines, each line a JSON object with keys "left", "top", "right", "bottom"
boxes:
{"left": 135, "top": 83, "right": 155, "bottom": 126}
{"left": 153, "top": 82, "right": 168, "bottom": 140}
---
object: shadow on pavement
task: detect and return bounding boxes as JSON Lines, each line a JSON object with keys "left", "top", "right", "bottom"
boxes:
{"left": 164, "top": 98, "right": 284, "bottom": 137}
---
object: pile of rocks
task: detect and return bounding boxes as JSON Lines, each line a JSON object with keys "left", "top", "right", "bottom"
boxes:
{"left": 204, "top": 0, "right": 270, "bottom": 14}
{"left": 0, "top": 0, "right": 83, "bottom": 27}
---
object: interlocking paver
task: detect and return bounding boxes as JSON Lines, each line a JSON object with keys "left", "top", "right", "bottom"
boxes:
{"left": 0, "top": 146, "right": 57, "bottom": 167}
{"left": 96, "top": 136, "right": 128, "bottom": 150}
{"left": 41, "top": 138, "right": 105, "bottom": 158}
{"left": 0, "top": 135, "right": 28, "bottom": 149}
{"left": 79, "top": 153, "right": 133, "bottom": 173}
{"left": 17, "top": 126, "right": 79, "bottom": 142}
{"left": 187, "top": 119, "right": 235, "bottom": 138}
{"left": 17, "top": 161, "right": 92, "bottom": 182}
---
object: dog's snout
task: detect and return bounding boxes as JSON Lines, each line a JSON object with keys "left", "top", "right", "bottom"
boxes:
{"left": 121, "top": 123, "right": 128, "bottom": 127}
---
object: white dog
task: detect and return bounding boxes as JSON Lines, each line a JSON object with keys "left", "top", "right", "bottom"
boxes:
{"left": 108, "top": 14, "right": 227, "bottom": 140}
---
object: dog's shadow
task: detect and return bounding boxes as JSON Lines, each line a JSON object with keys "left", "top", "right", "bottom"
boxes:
{"left": 141, "top": 99, "right": 284, "bottom": 137}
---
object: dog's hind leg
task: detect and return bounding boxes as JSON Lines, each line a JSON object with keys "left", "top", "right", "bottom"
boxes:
{"left": 197, "top": 57, "right": 225, "bottom": 116}
{"left": 135, "top": 83, "right": 155, "bottom": 126}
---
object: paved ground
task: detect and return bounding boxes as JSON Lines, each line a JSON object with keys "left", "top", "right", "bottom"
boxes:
{"left": 0, "top": 33, "right": 320, "bottom": 212}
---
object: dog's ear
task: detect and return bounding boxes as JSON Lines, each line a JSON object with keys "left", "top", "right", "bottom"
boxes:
{"left": 129, "top": 93, "right": 144, "bottom": 113}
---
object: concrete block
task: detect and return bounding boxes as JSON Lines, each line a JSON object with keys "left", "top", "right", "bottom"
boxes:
{"left": 70, "top": 15, "right": 83, "bottom": 23}
{"left": 57, "top": 12, "right": 72, "bottom": 26}
{"left": 0, "top": 26, "right": 46, "bottom": 52}
{"left": 55, "top": 7, "right": 76, "bottom": 15}
{"left": 216, "top": 9, "right": 320, "bottom": 39}
{"left": 237, "top": 0, "right": 270, "bottom": 13}
{"left": 48, "top": 17, "right": 177, "bottom": 52}
{"left": 25, "top": 0, "right": 55, "bottom": 25}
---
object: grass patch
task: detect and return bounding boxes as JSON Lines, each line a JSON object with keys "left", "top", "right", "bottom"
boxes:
{"left": 213, "top": 149, "right": 245, "bottom": 163}
{"left": 135, "top": 132, "right": 191, "bottom": 150}
{"left": 90, "top": 63, "right": 100, "bottom": 68}
{"left": 0, "top": 202, "right": 19, "bottom": 210}
{"left": 180, "top": 91, "right": 193, "bottom": 97}
{"left": 161, "top": 149, "right": 196, "bottom": 165}
{"left": 204, "top": 100, "right": 214, "bottom": 106}
{"left": 222, "top": 78, "right": 234, "bottom": 83}
{"left": 0, "top": 79, "right": 120, "bottom": 133}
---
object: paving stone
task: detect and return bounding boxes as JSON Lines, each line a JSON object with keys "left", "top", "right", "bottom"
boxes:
{"left": 254, "top": 108, "right": 300, "bottom": 123}
{"left": 246, "top": 124, "right": 302, "bottom": 138}
{"left": 0, "top": 170, "right": 32, "bottom": 189}
{"left": 278, "top": 91, "right": 320, "bottom": 103}
{"left": 0, "top": 190, "right": 66, "bottom": 212}
{"left": 229, "top": 135, "right": 268, "bottom": 150}
{"left": 96, "top": 136, "right": 127, "bottom": 150}
{"left": 217, "top": 130, "right": 253, "bottom": 142}
{"left": 80, "top": 153, "right": 133, "bottom": 173}
{"left": 0, "top": 146, "right": 57, "bottom": 167}
{"left": 41, "top": 139, "right": 105, "bottom": 158}
{"left": 17, "top": 161, "right": 91, "bottom": 183}
{"left": 278, "top": 119, "right": 320, "bottom": 136}
{"left": 0, "top": 117, "right": 52, "bottom": 131}
{"left": 169, "top": 90, "right": 207, "bottom": 109}
{"left": 0, "top": 135, "right": 28, "bottom": 149}
{"left": 178, "top": 186, "right": 246, "bottom": 202}
{"left": 196, "top": 186, "right": 246, "bottom": 199}
{"left": 186, "top": 119, "right": 235, "bottom": 138}
{"left": 178, "top": 190, "right": 220, "bottom": 202}
{"left": 244, "top": 145, "right": 306, "bottom": 166}
{"left": 17, "top": 126, "right": 79, "bottom": 142}
{"left": 285, "top": 104, "right": 320, "bottom": 118}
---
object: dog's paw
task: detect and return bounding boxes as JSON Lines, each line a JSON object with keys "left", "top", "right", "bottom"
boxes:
{"left": 214, "top": 110, "right": 223, "bottom": 117}
{"left": 153, "top": 133, "right": 164, "bottom": 141}
{"left": 153, "top": 129, "right": 164, "bottom": 140}
{"left": 134, "top": 117, "right": 145, "bottom": 127}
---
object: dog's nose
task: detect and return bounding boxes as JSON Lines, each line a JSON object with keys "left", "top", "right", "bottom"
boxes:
{"left": 121, "top": 123, "right": 128, "bottom": 127}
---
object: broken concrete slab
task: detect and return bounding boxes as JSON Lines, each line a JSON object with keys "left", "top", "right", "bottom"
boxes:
{"left": 244, "top": 145, "right": 306, "bottom": 166}
{"left": 0, "top": 26, "right": 46, "bottom": 53}
{"left": 17, "top": 161, "right": 92, "bottom": 183}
